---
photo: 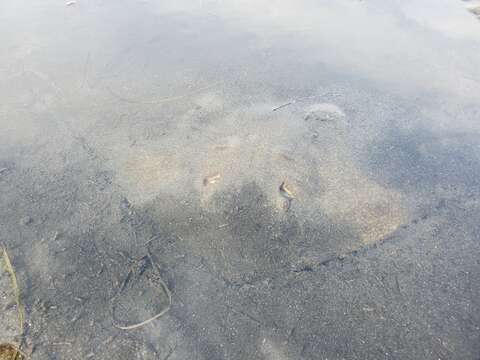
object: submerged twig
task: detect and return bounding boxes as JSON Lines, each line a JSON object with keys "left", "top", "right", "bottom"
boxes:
{"left": 118, "top": 268, "right": 133, "bottom": 294}
{"left": 272, "top": 101, "right": 294, "bottom": 112}
{"left": 80, "top": 52, "right": 91, "bottom": 89}
{"left": 163, "top": 344, "right": 177, "bottom": 360}
{"left": 272, "top": 91, "right": 339, "bottom": 112}
{"left": 113, "top": 248, "right": 172, "bottom": 330}
{"left": 113, "top": 305, "right": 170, "bottom": 330}
{"left": 1, "top": 247, "right": 25, "bottom": 359}
{"left": 107, "top": 82, "right": 220, "bottom": 106}
{"left": 146, "top": 247, "right": 172, "bottom": 303}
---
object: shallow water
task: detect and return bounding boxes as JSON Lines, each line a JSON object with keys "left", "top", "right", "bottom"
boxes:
{"left": 1, "top": 1, "right": 480, "bottom": 359}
